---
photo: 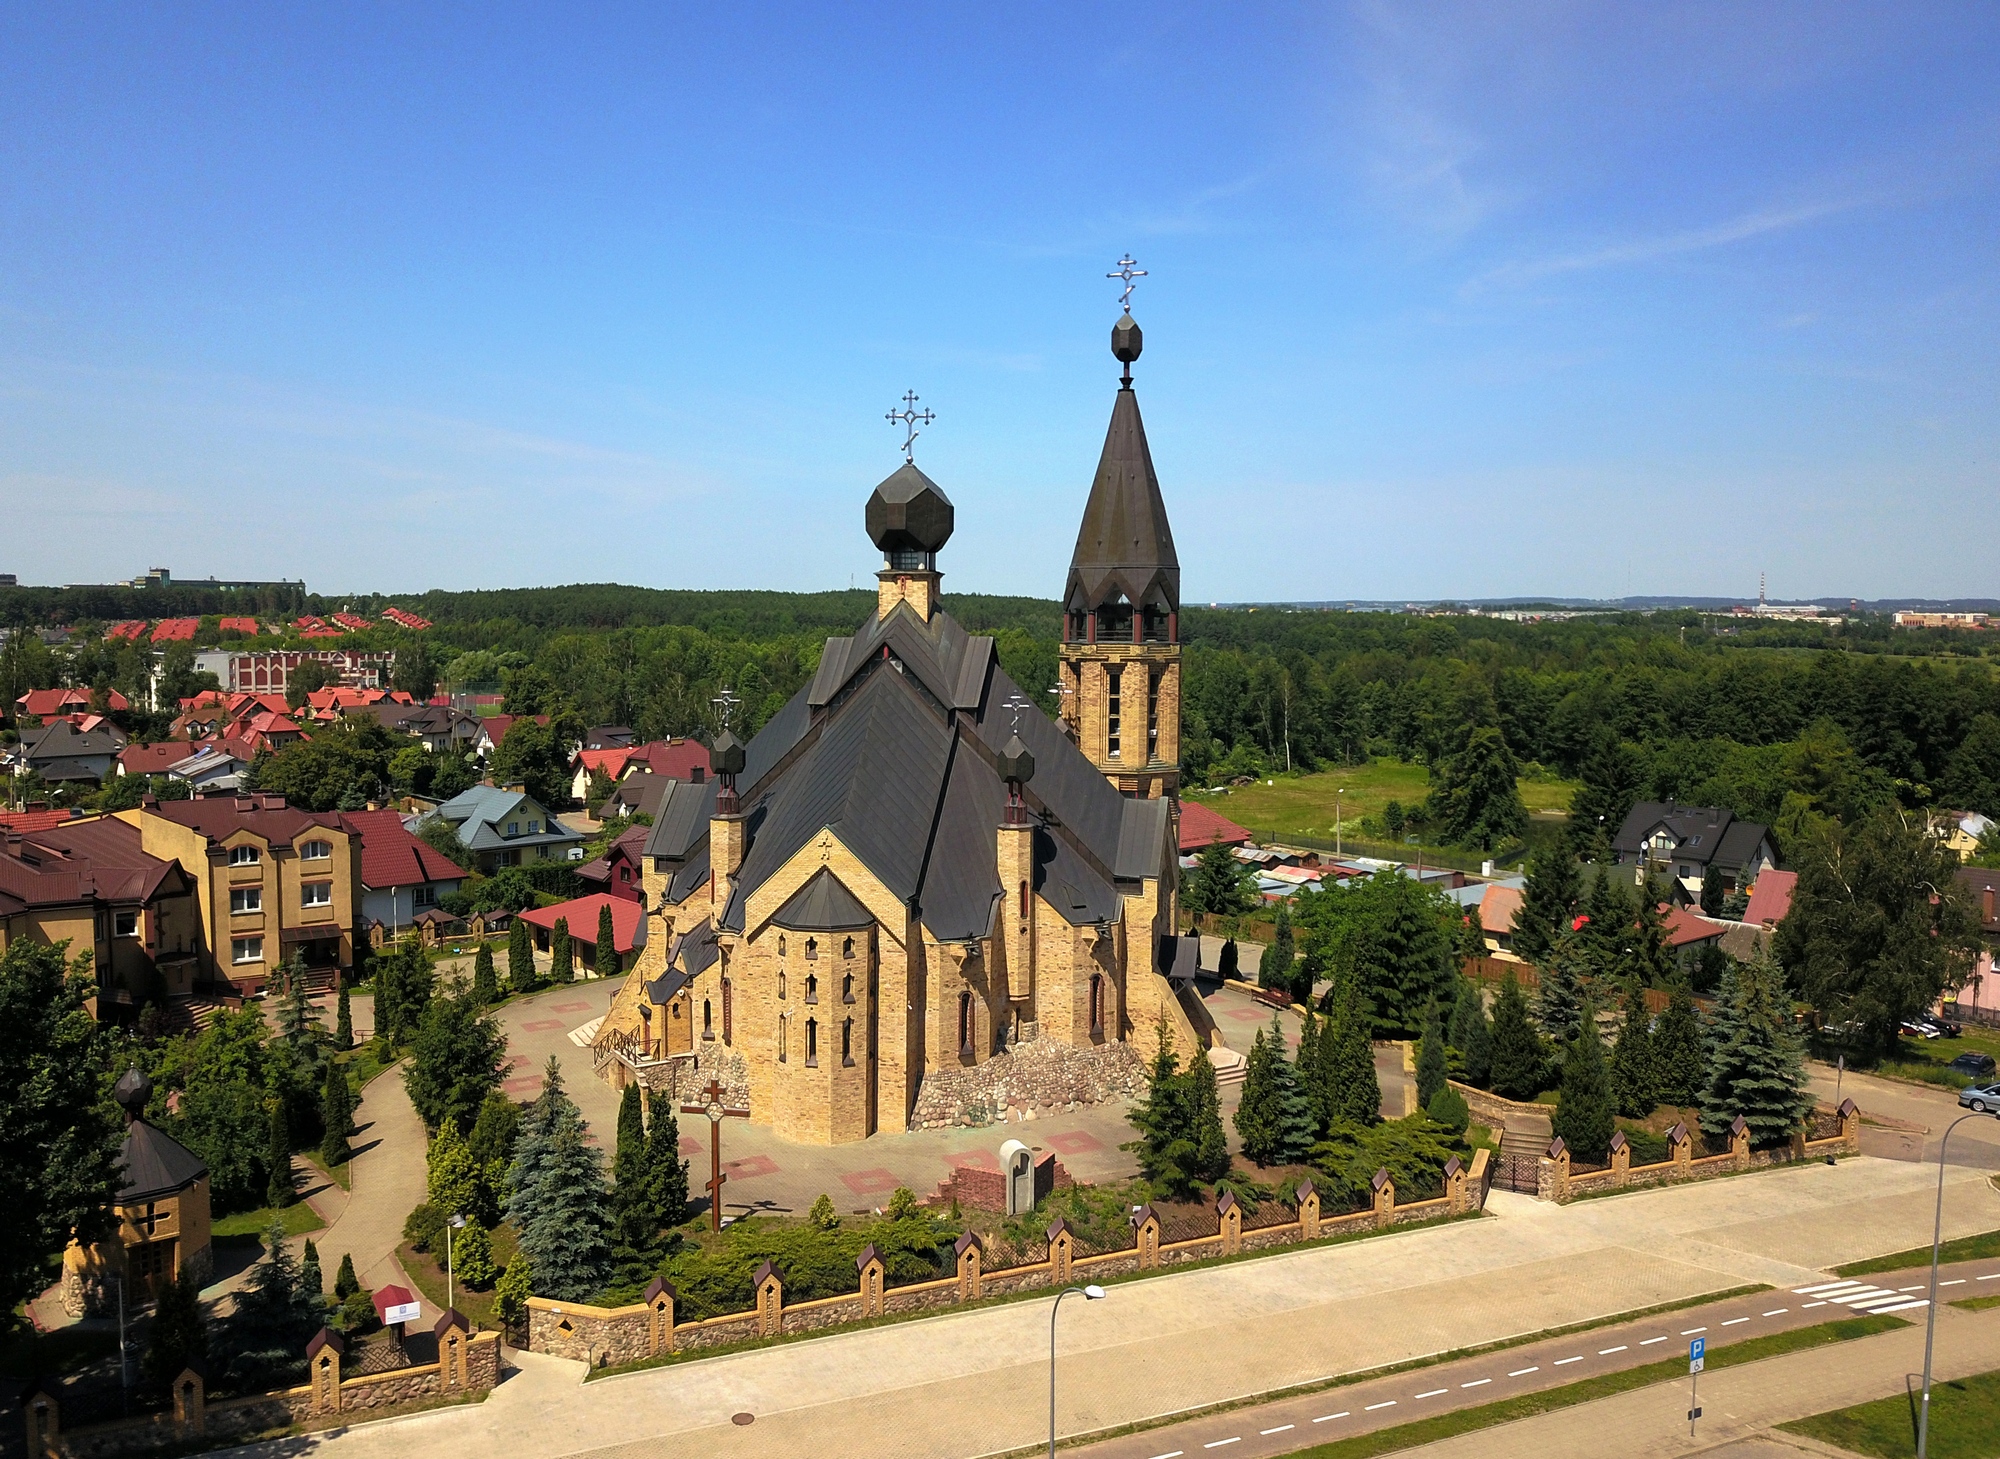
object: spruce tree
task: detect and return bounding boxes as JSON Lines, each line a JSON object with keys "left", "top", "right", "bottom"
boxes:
{"left": 1610, "top": 982, "right": 1658, "bottom": 1118}
{"left": 1324, "top": 972, "right": 1381, "bottom": 1126}
{"left": 550, "top": 917, "right": 573, "bottom": 984}
{"left": 495, "top": 1253, "right": 533, "bottom": 1328}
{"left": 1266, "top": 1026, "right": 1319, "bottom": 1165}
{"left": 520, "top": 1109, "right": 614, "bottom": 1301}
{"left": 275, "top": 955, "right": 315, "bottom": 1043}
{"left": 507, "top": 918, "right": 538, "bottom": 995}
{"left": 319, "top": 1062, "right": 352, "bottom": 1168}
{"left": 266, "top": 1100, "right": 294, "bottom": 1208}
{"left": 1534, "top": 931, "right": 1587, "bottom": 1046}
{"left": 426, "top": 1117, "right": 481, "bottom": 1219}
{"left": 1513, "top": 840, "right": 1582, "bottom": 965}
{"left": 1551, "top": 1010, "right": 1615, "bottom": 1163}
{"left": 644, "top": 1091, "right": 690, "bottom": 1224}
{"left": 300, "top": 1238, "right": 322, "bottom": 1295}
{"left": 1296, "top": 1011, "right": 1326, "bottom": 1136}
{"left": 1258, "top": 904, "right": 1295, "bottom": 996}
{"left": 596, "top": 902, "right": 619, "bottom": 977}
{"left": 1700, "top": 952, "right": 1813, "bottom": 1145}
{"left": 334, "top": 982, "right": 354, "bottom": 1051}
{"left": 1488, "top": 971, "right": 1546, "bottom": 1100}
{"left": 1578, "top": 871, "right": 1635, "bottom": 979}
{"left": 611, "top": 1081, "right": 651, "bottom": 1247}
{"left": 1347, "top": 870, "right": 1455, "bottom": 1037}
{"left": 1234, "top": 1021, "right": 1282, "bottom": 1166}
{"left": 1183, "top": 1046, "right": 1230, "bottom": 1184}
{"left": 142, "top": 1268, "right": 208, "bottom": 1394}
{"left": 1447, "top": 975, "right": 1492, "bottom": 1086}
{"left": 1416, "top": 998, "right": 1448, "bottom": 1111}
{"left": 334, "top": 1252, "right": 359, "bottom": 1299}
{"left": 1651, "top": 983, "right": 1705, "bottom": 1108}
{"left": 1186, "top": 836, "right": 1258, "bottom": 920}
{"left": 470, "top": 942, "right": 498, "bottom": 1006}
{"left": 1630, "top": 881, "right": 1675, "bottom": 987}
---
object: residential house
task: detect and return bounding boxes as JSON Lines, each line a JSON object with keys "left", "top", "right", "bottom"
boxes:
{"left": 0, "top": 815, "right": 204, "bottom": 1014}
{"left": 576, "top": 824, "right": 648, "bottom": 902}
{"left": 1741, "top": 869, "right": 1797, "bottom": 929}
{"left": 1611, "top": 802, "right": 1776, "bottom": 900}
{"left": 568, "top": 737, "right": 711, "bottom": 803}
{"left": 363, "top": 701, "right": 483, "bottom": 755}
{"left": 337, "top": 808, "right": 468, "bottom": 937}
{"left": 1177, "top": 800, "right": 1251, "bottom": 855}
{"left": 582, "top": 725, "right": 637, "bottom": 750}
{"left": 1475, "top": 881, "right": 1527, "bottom": 958}
{"left": 1948, "top": 867, "right": 2000, "bottom": 1026}
{"left": 474, "top": 713, "right": 548, "bottom": 760}
{"left": 15, "top": 720, "right": 129, "bottom": 789}
{"left": 518, "top": 892, "right": 644, "bottom": 974}
{"left": 122, "top": 794, "right": 363, "bottom": 992}
{"left": 14, "top": 688, "right": 131, "bottom": 720}
{"left": 428, "top": 783, "right": 584, "bottom": 872}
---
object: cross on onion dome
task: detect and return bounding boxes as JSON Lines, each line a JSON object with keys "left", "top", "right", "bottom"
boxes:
{"left": 1107, "top": 254, "right": 1147, "bottom": 312}
{"left": 885, "top": 390, "right": 936, "bottom": 463}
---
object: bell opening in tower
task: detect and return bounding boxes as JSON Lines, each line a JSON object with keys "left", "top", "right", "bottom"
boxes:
{"left": 1107, "top": 673, "right": 1122, "bottom": 760}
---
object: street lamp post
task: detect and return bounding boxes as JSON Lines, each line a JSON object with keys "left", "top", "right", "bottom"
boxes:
{"left": 1918, "top": 1113, "right": 1983, "bottom": 1457}
{"left": 1050, "top": 1285, "right": 1106, "bottom": 1459}
{"left": 446, "top": 1213, "right": 466, "bottom": 1310}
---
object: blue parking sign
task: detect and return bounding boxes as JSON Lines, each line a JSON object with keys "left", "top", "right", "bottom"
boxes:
{"left": 1689, "top": 1337, "right": 1706, "bottom": 1373}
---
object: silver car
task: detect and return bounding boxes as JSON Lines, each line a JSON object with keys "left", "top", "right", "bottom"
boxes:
{"left": 1961, "top": 1083, "right": 2000, "bottom": 1115}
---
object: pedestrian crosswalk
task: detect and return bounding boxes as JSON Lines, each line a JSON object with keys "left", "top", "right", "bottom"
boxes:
{"left": 1791, "top": 1279, "right": 1933, "bottom": 1316}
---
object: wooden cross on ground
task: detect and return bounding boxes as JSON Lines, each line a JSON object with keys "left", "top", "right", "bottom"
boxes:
{"left": 680, "top": 1078, "right": 750, "bottom": 1233}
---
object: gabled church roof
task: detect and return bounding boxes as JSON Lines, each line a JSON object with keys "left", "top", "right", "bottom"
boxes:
{"left": 1066, "top": 385, "right": 1179, "bottom": 614}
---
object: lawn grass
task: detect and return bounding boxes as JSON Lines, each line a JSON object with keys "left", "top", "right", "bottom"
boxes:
{"left": 212, "top": 1200, "right": 326, "bottom": 1241}
{"left": 1951, "top": 1294, "right": 2000, "bottom": 1313}
{"left": 1182, "top": 760, "right": 1576, "bottom": 858}
{"left": 397, "top": 1223, "right": 520, "bottom": 1332}
{"left": 0, "top": 1323, "right": 119, "bottom": 1379}
{"left": 1280, "top": 1315, "right": 1907, "bottom": 1459}
{"left": 1871, "top": 1025, "right": 2000, "bottom": 1092}
{"left": 304, "top": 1150, "right": 352, "bottom": 1192}
{"left": 1780, "top": 1366, "right": 2000, "bottom": 1458}
{"left": 1836, "top": 1230, "right": 2000, "bottom": 1278}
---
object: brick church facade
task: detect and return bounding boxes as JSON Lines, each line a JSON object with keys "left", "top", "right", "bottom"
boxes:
{"left": 593, "top": 307, "right": 1214, "bottom": 1144}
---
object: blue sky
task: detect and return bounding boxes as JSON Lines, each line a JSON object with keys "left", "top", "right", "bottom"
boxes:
{"left": 3, "top": 4, "right": 1996, "bottom": 602}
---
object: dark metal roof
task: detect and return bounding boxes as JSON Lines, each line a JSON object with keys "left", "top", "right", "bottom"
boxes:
{"left": 645, "top": 968, "right": 691, "bottom": 1005}
{"left": 1066, "top": 385, "right": 1179, "bottom": 614}
{"left": 1116, "top": 797, "right": 1172, "bottom": 881}
{"left": 865, "top": 461, "right": 954, "bottom": 554}
{"left": 770, "top": 868, "right": 877, "bottom": 931}
{"left": 1613, "top": 802, "right": 1769, "bottom": 870}
{"left": 1158, "top": 933, "right": 1200, "bottom": 984}
{"left": 118, "top": 1120, "right": 207, "bottom": 1203}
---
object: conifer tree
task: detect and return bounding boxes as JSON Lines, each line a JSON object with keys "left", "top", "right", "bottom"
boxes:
{"left": 1610, "top": 982, "right": 1658, "bottom": 1118}
{"left": 1125, "top": 1019, "right": 1228, "bottom": 1197}
{"left": 470, "top": 942, "right": 498, "bottom": 1006}
{"left": 1183, "top": 1046, "right": 1230, "bottom": 1184}
{"left": 1416, "top": 998, "right": 1448, "bottom": 1111}
{"left": 1630, "top": 881, "right": 1675, "bottom": 986}
{"left": 1186, "top": 836, "right": 1258, "bottom": 920}
{"left": 611, "top": 1081, "right": 652, "bottom": 1247}
{"left": 1551, "top": 1009, "right": 1615, "bottom": 1163}
{"left": 1234, "top": 1021, "right": 1281, "bottom": 1165}
{"left": 1447, "top": 975, "right": 1492, "bottom": 1086}
{"left": 1323, "top": 972, "right": 1381, "bottom": 1126}
{"left": 1296, "top": 1011, "right": 1326, "bottom": 1135}
{"left": 643, "top": 1091, "right": 690, "bottom": 1224}
{"left": 1488, "top": 970, "right": 1546, "bottom": 1100}
{"left": 143, "top": 1268, "right": 208, "bottom": 1394}
{"left": 1534, "top": 930, "right": 1587, "bottom": 1045}
{"left": 274, "top": 955, "right": 315, "bottom": 1043}
{"left": 519, "top": 1108, "right": 614, "bottom": 1301}
{"left": 319, "top": 1062, "right": 352, "bottom": 1168}
{"left": 266, "top": 1100, "right": 294, "bottom": 1208}
{"left": 300, "top": 1238, "right": 322, "bottom": 1295}
{"left": 1258, "top": 904, "right": 1296, "bottom": 996}
{"left": 1346, "top": 870, "right": 1455, "bottom": 1037}
{"left": 1218, "top": 938, "right": 1239, "bottom": 981}
{"left": 334, "top": 982, "right": 354, "bottom": 1051}
{"left": 507, "top": 918, "right": 537, "bottom": 995}
{"left": 551, "top": 917, "right": 573, "bottom": 984}
{"left": 334, "top": 1252, "right": 359, "bottom": 1300}
{"left": 1513, "top": 841, "right": 1582, "bottom": 965}
{"left": 495, "top": 1253, "right": 532, "bottom": 1328}
{"left": 427, "top": 1116, "right": 481, "bottom": 1220}
{"left": 1266, "top": 1026, "right": 1319, "bottom": 1165}
{"left": 1577, "top": 871, "right": 1635, "bottom": 978}
{"left": 504, "top": 1056, "right": 567, "bottom": 1237}
{"left": 596, "top": 902, "right": 619, "bottom": 977}
{"left": 454, "top": 1219, "right": 496, "bottom": 1289}
{"left": 1651, "top": 983, "right": 1705, "bottom": 1108}
{"left": 1700, "top": 952, "right": 1813, "bottom": 1145}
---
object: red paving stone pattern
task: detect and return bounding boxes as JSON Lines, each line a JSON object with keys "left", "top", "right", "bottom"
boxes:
{"left": 503, "top": 1076, "right": 545, "bottom": 1095}
{"left": 550, "top": 1001, "right": 591, "bottom": 1012}
{"left": 520, "top": 1018, "right": 566, "bottom": 1032}
{"left": 725, "top": 1154, "right": 780, "bottom": 1179}
{"left": 840, "top": 1167, "right": 904, "bottom": 1195}
{"left": 1048, "top": 1130, "right": 1105, "bottom": 1155}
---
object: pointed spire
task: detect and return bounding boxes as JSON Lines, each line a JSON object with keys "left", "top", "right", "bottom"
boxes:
{"left": 1066, "top": 335, "right": 1179, "bottom": 616}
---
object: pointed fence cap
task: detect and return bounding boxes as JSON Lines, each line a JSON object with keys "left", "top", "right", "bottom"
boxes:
{"left": 1729, "top": 1114, "right": 1749, "bottom": 1138}
{"left": 1294, "top": 1177, "right": 1317, "bottom": 1204}
{"left": 1666, "top": 1122, "right": 1690, "bottom": 1145}
{"left": 1215, "top": 1189, "right": 1239, "bottom": 1215}
{"left": 753, "top": 1260, "right": 781, "bottom": 1288}
{"left": 1545, "top": 1136, "right": 1567, "bottom": 1160}
{"left": 1370, "top": 1167, "right": 1394, "bottom": 1193}
{"left": 643, "top": 1276, "right": 679, "bottom": 1305}
{"left": 1607, "top": 1131, "right": 1627, "bottom": 1154}
{"left": 1046, "top": 1215, "right": 1071, "bottom": 1243}
{"left": 1130, "top": 1202, "right": 1160, "bottom": 1228}
{"left": 433, "top": 1307, "right": 469, "bottom": 1337}
{"left": 305, "top": 1327, "right": 345, "bottom": 1360}
{"left": 1443, "top": 1155, "right": 1464, "bottom": 1179}
{"left": 856, "top": 1243, "right": 883, "bottom": 1273}
{"left": 953, "top": 1230, "right": 984, "bottom": 1258}
{"left": 1837, "top": 1097, "right": 1858, "bottom": 1118}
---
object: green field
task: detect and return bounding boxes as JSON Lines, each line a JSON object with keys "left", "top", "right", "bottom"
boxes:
{"left": 1781, "top": 1367, "right": 2000, "bottom": 1458}
{"left": 212, "top": 1200, "right": 326, "bottom": 1240}
{"left": 1185, "top": 760, "right": 1575, "bottom": 860}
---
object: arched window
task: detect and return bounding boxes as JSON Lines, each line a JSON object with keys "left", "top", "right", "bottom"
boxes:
{"left": 1018, "top": 879, "right": 1029, "bottom": 920}
{"left": 805, "top": 974, "right": 818, "bottom": 1004}
{"left": 703, "top": 999, "right": 713, "bottom": 1038}
{"left": 842, "top": 972, "right": 854, "bottom": 1004}
{"left": 777, "top": 934, "right": 787, "bottom": 958}
{"left": 778, "top": 969, "right": 786, "bottom": 1000}
{"left": 805, "top": 1018, "right": 818, "bottom": 1067}
{"left": 1089, "top": 974, "right": 1105, "bottom": 1036}
{"left": 805, "top": 937, "right": 817, "bottom": 960}
{"left": 778, "top": 1015, "right": 787, "bottom": 1063}
{"left": 843, "top": 936, "right": 854, "bottom": 959}
{"left": 722, "top": 979, "right": 733, "bottom": 1045}
{"left": 842, "top": 1018, "right": 854, "bottom": 1066}
{"left": 958, "top": 992, "right": 974, "bottom": 1055}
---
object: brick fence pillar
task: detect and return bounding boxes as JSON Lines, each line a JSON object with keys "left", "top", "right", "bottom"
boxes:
{"left": 435, "top": 1309, "right": 470, "bottom": 1391}
{"left": 173, "top": 1367, "right": 205, "bottom": 1437}
{"left": 1296, "top": 1179, "right": 1320, "bottom": 1238}
{"left": 1047, "top": 1218, "right": 1075, "bottom": 1285}
{"left": 955, "top": 1232, "right": 984, "bottom": 1300}
{"left": 1730, "top": 1115, "right": 1751, "bottom": 1170}
{"left": 1443, "top": 1156, "right": 1466, "bottom": 1213}
{"left": 306, "top": 1327, "right": 345, "bottom": 1415}
{"left": 1667, "top": 1122, "right": 1691, "bottom": 1179}
{"left": 1217, "top": 1191, "right": 1242, "bottom": 1255}
{"left": 1608, "top": 1131, "right": 1630, "bottom": 1188}
{"left": 754, "top": 1261, "right": 784, "bottom": 1336}
{"left": 24, "top": 1383, "right": 58, "bottom": 1459}
{"left": 645, "top": 1277, "right": 678, "bottom": 1356}
{"left": 1838, "top": 1098, "right": 1861, "bottom": 1154}
{"left": 1538, "top": 1137, "right": 1570, "bottom": 1203}
{"left": 1371, "top": 1167, "right": 1396, "bottom": 1228}
{"left": 856, "top": 1243, "right": 886, "bottom": 1318}
{"left": 1132, "top": 1205, "right": 1162, "bottom": 1268}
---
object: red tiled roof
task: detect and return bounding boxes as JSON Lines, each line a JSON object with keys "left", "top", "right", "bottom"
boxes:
{"left": 120, "top": 742, "right": 200, "bottom": 776}
{"left": 1178, "top": 800, "right": 1252, "bottom": 853}
{"left": 143, "top": 794, "right": 341, "bottom": 845}
{"left": 1742, "top": 869, "right": 1796, "bottom": 928}
{"left": 217, "top": 616, "right": 260, "bottom": 635}
{"left": 517, "top": 893, "right": 644, "bottom": 954}
{"left": 482, "top": 714, "right": 548, "bottom": 747}
{"left": 1661, "top": 904, "right": 1726, "bottom": 948}
{"left": 150, "top": 618, "right": 200, "bottom": 643}
{"left": 16, "top": 688, "right": 132, "bottom": 716}
{"left": 107, "top": 621, "right": 150, "bottom": 641}
{"left": 337, "top": 809, "right": 467, "bottom": 889}
{"left": 331, "top": 613, "right": 374, "bottom": 631}
{"left": 0, "top": 808, "right": 84, "bottom": 833}
{"left": 1479, "top": 883, "right": 1524, "bottom": 935}
{"left": 381, "top": 607, "right": 432, "bottom": 630}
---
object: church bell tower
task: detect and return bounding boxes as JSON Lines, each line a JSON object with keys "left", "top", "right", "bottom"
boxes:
{"left": 1059, "top": 266, "right": 1181, "bottom": 800}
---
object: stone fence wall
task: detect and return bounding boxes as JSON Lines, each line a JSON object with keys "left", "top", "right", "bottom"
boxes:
{"left": 529, "top": 1148, "right": 1493, "bottom": 1369}
{"left": 1535, "top": 1101, "right": 1862, "bottom": 1204}
{"left": 21, "top": 1314, "right": 499, "bottom": 1459}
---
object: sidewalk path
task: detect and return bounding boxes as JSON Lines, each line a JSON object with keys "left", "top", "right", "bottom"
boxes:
{"left": 228, "top": 1152, "right": 1999, "bottom": 1459}
{"left": 298, "top": 1063, "right": 431, "bottom": 1320}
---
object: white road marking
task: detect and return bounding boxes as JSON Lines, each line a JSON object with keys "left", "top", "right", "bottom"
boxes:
{"left": 1554, "top": 1356, "right": 1583, "bottom": 1366}
{"left": 1722, "top": 1318, "right": 1750, "bottom": 1327}
{"left": 1508, "top": 1367, "right": 1539, "bottom": 1377}
{"left": 1311, "top": 1414, "right": 1348, "bottom": 1424}
{"left": 1641, "top": 1336, "right": 1669, "bottom": 1346}
{"left": 1415, "top": 1389, "right": 1448, "bottom": 1399}
{"left": 1203, "top": 1439, "right": 1239, "bottom": 1449}
{"left": 1940, "top": 1280, "right": 1967, "bottom": 1287}
{"left": 1462, "top": 1379, "right": 1491, "bottom": 1388}
{"left": 1870, "top": 1299, "right": 1931, "bottom": 1314}
{"left": 1802, "top": 1301, "right": 1828, "bottom": 1309}
{"left": 1599, "top": 1346, "right": 1627, "bottom": 1355}
{"left": 1364, "top": 1401, "right": 1397, "bottom": 1412}
{"left": 1900, "top": 1285, "right": 1928, "bottom": 1293}
{"left": 1259, "top": 1426, "right": 1293, "bottom": 1436}
{"left": 1793, "top": 1281, "right": 1858, "bottom": 1294}
{"left": 1762, "top": 1309, "right": 1788, "bottom": 1317}
{"left": 1979, "top": 1273, "right": 2000, "bottom": 1281}
{"left": 1148, "top": 1451, "right": 1184, "bottom": 1458}
{"left": 1682, "top": 1327, "right": 1708, "bottom": 1336}
{"left": 1845, "top": 1295, "right": 1918, "bottom": 1312}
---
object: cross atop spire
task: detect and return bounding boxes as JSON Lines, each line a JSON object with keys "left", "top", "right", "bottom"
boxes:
{"left": 885, "top": 390, "right": 936, "bottom": 463}
{"left": 1108, "top": 255, "right": 1147, "bottom": 313}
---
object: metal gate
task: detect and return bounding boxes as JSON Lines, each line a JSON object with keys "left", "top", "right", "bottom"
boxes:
{"left": 1491, "top": 1150, "right": 1541, "bottom": 1194}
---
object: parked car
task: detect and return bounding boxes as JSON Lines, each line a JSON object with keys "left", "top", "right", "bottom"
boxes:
{"left": 1948, "top": 1051, "right": 1999, "bottom": 1079}
{"left": 1960, "top": 1083, "right": 2000, "bottom": 1114}
{"left": 1916, "top": 1015, "right": 1962, "bottom": 1038}
{"left": 1900, "top": 1019, "right": 1942, "bottom": 1039}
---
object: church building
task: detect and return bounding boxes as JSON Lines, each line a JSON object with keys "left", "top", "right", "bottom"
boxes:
{"left": 592, "top": 299, "right": 1216, "bottom": 1145}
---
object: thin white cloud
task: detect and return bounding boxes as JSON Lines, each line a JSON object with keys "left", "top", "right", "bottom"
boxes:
{"left": 1473, "top": 197, "right": 1863, "bottom": 288}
